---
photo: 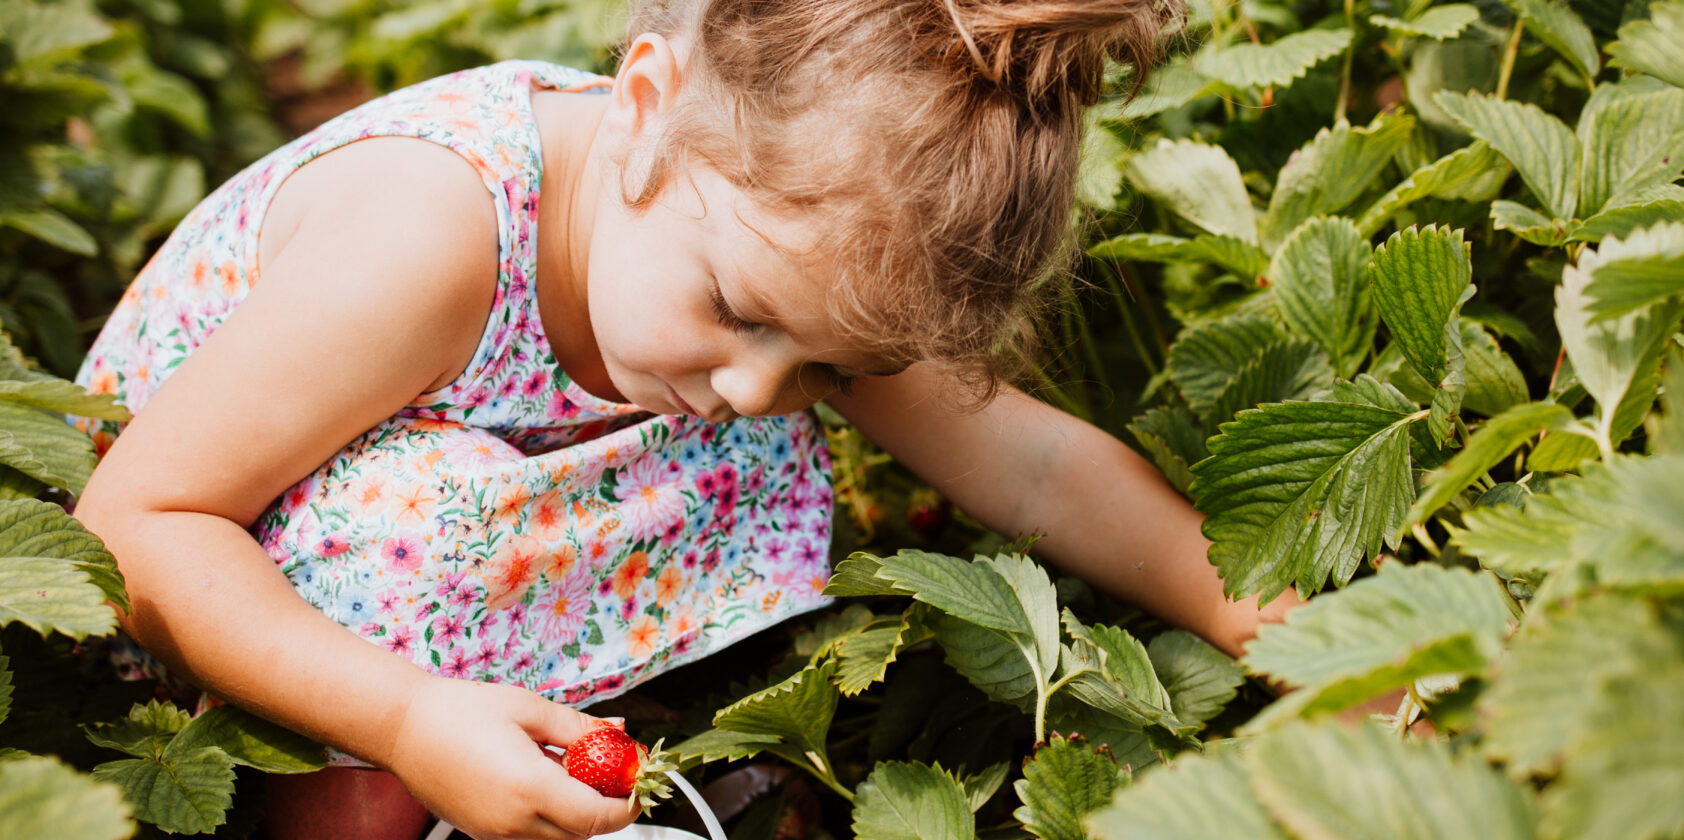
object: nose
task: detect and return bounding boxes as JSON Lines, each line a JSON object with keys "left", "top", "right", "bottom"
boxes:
{"left": 710, "top": 355, "right": 803, "bottom": 418}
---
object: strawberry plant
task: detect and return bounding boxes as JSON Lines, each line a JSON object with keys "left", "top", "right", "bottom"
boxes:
{"left": 4, "top": 0, "right": 1682, "bottom": 837}
{"left": 0, "top": 325, "right": 328, "bottom": 838}
{"left": 637, "top": 0, "right": 1684, "bottom": 836}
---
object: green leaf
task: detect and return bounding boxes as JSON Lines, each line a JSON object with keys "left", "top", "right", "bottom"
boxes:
{"left": 824, "top": 554, "right": 901, "bottom": 598}
{"left": 1557, "top": 233, "right": 1684, "bottom": 418}
{"left": 1148, "top": 630, "right": 1245, "bottom": 725}
{"left": 0, "top": 651, "right": 11, "bottom": 725}
{"left": 1248, "top": 721, "right": 1538, "bottom": 840}
{"left": 1044, "top": 704, "right": 1159, "bottom": 773}
{"left": 1204, "top": 339, "right": 1334, "bottom": 429}
{"left": 832, "top": 618, "right": 922, "bottom": 696}
{"left": 125, "top": 68, "right": 210, "bottom": 137}
{"left": 714, "top": 662, "right": 840, "bottom": 776}
{"left": 1127, "top": 405, "right": 1208, "bottom": 494}
{"left": 0, "top": 499, "right": 127, "bottom": 610}
{"left": 667, "top": 729, "right": 782, "bottom": 768}
{"left": 1325, "top": 375, "right": 1452, "bottom": 467}
{"left": 1061, "top": 613, "right": 1184, "bottom": 732}
{"left": 1369, "top": 4, "right": 1481, "bottom": 39}
{"left": 1189, "top": 400, "right": 1417, "bottom": 604}
{"left": 1078, "top": 110, "right": 1126, "bottom": 208}
{"left": 91, "top": 744, "right": 235, "bottom": 835}
{"left": 0, "top": 379, "right": 130, "bottom": 422}
{"left": 1412, "top": 401, "right": 1575, "bottom": 518}
{"left": 1166, "top": 315, "right": 1291, "bottom": 419}
{"left": 1480, "top": 593, "right": 1682, "bottom": 776}
{"left": 924, "top": 611, "right": 1038, "bottom": 710}
{"left": 0, "top": 210, "right": 99, "bottom": 257}
{"left": 1607, "top": 0, "right": 1684, "bottom": 88}
{"left": 1087, "top": 232, "right": 1268, "bottom": 278}
{"left": 1526, "top": 426, "right": 1603, "bottom": 471}
{"left": 1088, "top": 749, "right": 1287, "bottom": 840}
{"left": 1118, "top": 59, "right": 1224, "bottom": 120}
{"left": 1370, "top": 226, "right": 1474, "bottom": 391}
{"left": 1581, "top": 221, "right": 1684, "bottom": 321}
{"left": 1460, "top": 322, "right": 1529, "bottom": 417}
{"left": 794, "top": 604, "right": 875, "bottom": 658}
{"left": 170, "top": 706, "right": 327, "bottom": 774}
{"left": 1576, "top": 82, "right": 1684, "bottom": 217}
{"left": 83, "top": 701, "right": 192, "bottom": 759}
{"left": 1369, "top": 225, "right": 1473, "bottom": 441}
{"left": 1652, "top": 347, "right": 1684, "bottom": 453}
{"left": 1198, "top": 29, "right": 1355, "bottom": 90}
{"left": 0, "top": 402, "right": 98, "bottom": 495}
{"left": 0, "top": 4, "right": 115, "bottom": 64}
{"left": 872, "top": 553, "right": 1059, "bottom": 683}
{"left": 0, "top": 557, "right": 116, "bottom": 641}
{"left": 1269, "top": 217, "right": 1375, "bottom": 377}
{"left": 1502, "top": 0, "right": 1601, "bottom": 81}
{"left": 0, "top": 467, "right": 46, "bottom": 501}
{"left": 852, "top": 761, "right": 977, "bottom": 840}
{"left": 1123, "top": 140, "right": 1257, "bottom": 243}
{"left": 1572, "top": 198, "right": 1684, "bottom": 243}
{"left": 1539, "top": 658, "right": 1684, "bottom": 840}
{"left": 1357, "top": 141, "right": 1510, "bottom": 236}
{"left": 1490, "top": 199, "right": 1578, "bottom": 247}
{"left": 1455, "top": 454, "right": 1684, "bottom": 588}
{"left": 1012, "top": 734, "right": 1126, "bottom": 840}
{"left": 0, "top": 755, "right": 133, "bottom": 840}
{"left": 1241, "top": 564, "right": 1511, "bottom": 726}
{"left": 1437, "top": 91, "right": 1580, "bottom": 220}
{"left": 958, "top": 763, "right": 1008, "bottom": 813}
{"left": 1262, "top": 114, "right": 1415, "bottom": 249}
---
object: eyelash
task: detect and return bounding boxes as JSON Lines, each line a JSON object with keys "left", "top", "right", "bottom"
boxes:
{"left": 823, "top": 367, "right": 857, "bottom": 397}
{"left": 708, "top": 281, "right": 759, "bottom": 336}
{"left": 709, "top": 279, "right": 856, "bottom": 396}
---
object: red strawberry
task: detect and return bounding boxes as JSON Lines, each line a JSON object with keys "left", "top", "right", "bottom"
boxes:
{"left": 906, "top": 490, "right": 951, "bottom": 538}
{"left": 562, "top": 728, "right": 675, "bottom": 809}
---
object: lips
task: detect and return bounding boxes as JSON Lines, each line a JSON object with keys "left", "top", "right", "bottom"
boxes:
{"left": 666, "top": 385, "right": 701, "bottom": 416}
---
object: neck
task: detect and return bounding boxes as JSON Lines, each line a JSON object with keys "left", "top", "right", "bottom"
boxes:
{"left": 534, "top": 92, "right": 622, "bottom": 401}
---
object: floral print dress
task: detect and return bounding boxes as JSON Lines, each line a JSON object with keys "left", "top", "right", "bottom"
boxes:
{"left": 73, "top": 61, "right": 836, "bottom": 744}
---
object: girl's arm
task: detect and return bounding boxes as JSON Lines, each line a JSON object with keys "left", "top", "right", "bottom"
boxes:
{"left": 828, "top": 365, "right": 1300, "bottom": 658}
{"left": 74, "top": 138, "right": 637, "bottom": 838}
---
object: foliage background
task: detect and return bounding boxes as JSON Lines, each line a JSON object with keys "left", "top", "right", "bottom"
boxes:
{"left": 3, "top": 0, "right": 1683, "bottom": 837}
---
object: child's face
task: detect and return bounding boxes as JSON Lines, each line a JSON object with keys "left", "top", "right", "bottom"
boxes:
{"left": 585, "top": 166, "right": 897, "bottom": 421}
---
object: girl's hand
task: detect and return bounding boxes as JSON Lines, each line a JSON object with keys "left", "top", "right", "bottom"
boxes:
{"left": 387, "top": 678, "right": 638, "bottom": 839}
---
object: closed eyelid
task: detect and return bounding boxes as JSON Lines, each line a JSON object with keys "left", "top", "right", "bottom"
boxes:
{"left": 708, "top": 278, "right": 759, "bottom": 334}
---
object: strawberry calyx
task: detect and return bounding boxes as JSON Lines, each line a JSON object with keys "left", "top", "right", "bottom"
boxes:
{"left": 632, "top": 738, "right": 677, "bottom": 812}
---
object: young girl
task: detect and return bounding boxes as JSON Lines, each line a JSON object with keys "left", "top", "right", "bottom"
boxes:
{"left": 72, "top": 0, "right": 1296, "bottom": 837}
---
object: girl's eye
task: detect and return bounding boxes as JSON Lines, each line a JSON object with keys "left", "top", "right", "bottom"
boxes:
{"left": 709, "top": 280, "right": 759, "bottom": 336}
{"left": 823, "top": 366, "right": 857, "bottom": 397}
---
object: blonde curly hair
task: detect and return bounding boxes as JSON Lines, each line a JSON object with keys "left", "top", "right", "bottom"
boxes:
{"left": 622, "top": 0, "right": 1181, "bottom": 393}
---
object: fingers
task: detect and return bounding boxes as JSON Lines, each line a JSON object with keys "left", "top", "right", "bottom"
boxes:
{"left": 515, "top": 695, "right": 619, "bottom": 748}
{"left": 536, "top": 785, "right": 642, "bottom": 839}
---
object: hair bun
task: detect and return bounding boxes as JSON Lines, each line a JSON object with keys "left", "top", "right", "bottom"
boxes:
{"left": 933, "top": 0, "right": 1182, "bottom": 105}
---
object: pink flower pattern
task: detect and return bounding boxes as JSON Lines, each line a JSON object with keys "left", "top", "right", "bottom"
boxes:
{"left": 73, "top": 62, "right": 835, "bottom": 762}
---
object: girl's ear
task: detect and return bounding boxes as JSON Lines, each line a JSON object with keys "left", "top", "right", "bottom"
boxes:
{"left": 604, "top": 33, "right": 683, "bottom": 143}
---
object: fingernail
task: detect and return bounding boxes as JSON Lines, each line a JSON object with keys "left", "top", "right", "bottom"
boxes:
{"left": 602, "top": 716, "right": 626, "bottom": 729}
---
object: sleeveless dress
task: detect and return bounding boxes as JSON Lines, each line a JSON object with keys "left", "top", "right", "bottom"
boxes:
{"left": 73, "top": 61, "right": 836, "bottom": 729}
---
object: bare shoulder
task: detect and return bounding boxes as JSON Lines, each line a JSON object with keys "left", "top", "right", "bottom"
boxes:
{"left": 82, "top": 138, "right": 509, "bottom": 525}
{"left": 257, "top": 136, "right": 502, "bottom": 391}
{"left": 259, "top": 136, "right": 498, "bottom": 298}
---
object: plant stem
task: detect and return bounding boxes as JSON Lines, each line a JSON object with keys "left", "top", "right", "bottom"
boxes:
{"left": 1496, "top": 21, "right": 1524, "bottom": 100}
{"left": 1411, "top": 522, "right": 1442, "bottom": 557}
{"left": 1098, "top": 260, "right": 1161, "bottom": 380}
{"left": 1335, "top": 0, "right": 1357, "bottom": 123}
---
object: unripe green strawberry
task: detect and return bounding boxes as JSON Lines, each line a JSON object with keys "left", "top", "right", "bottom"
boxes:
{"left": 562, "top": 728, "right": 675, "bottom": 810}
